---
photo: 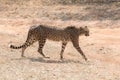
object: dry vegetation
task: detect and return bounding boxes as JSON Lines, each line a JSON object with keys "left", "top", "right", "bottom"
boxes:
{"left": 0, "top": 0, "right": 120, "bottom": 80}
{"left": 0, "top": 0, "right": 120, "bottom": 20}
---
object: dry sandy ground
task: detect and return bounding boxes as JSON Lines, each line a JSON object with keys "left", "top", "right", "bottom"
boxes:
{"left": 0, "top": 19, "right": 120, "bottom": 80}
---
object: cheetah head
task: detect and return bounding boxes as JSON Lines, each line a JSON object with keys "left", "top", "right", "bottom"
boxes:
{"left": 80, "top": 26, "right": 90, "bottom": 36}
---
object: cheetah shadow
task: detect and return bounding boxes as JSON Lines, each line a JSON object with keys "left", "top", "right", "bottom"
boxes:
{"left": 11, "top": 57, "right": 89, "bottom": 65}
{"left": 27, "top": 57, "right": 89, "bottom": 65}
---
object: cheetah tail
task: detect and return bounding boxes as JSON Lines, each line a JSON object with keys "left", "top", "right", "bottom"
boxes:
{"left": 9, "top": 44, "right": 25, "bottom": 49}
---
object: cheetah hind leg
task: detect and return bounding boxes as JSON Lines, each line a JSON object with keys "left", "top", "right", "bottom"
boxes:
{"left": 21, "top": 47, "right": 27, "bottom": 57}
{"left": 21, "top": 37, "right": 37, "bottom": 58}
{"left": 38, "top": 39, "right": 50, "bottom": 58}
{"left": 38, "top": 50, "right": 50, "bottom": 58}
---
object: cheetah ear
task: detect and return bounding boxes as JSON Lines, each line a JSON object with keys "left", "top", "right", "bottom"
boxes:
{"left": 80, "top": 27, "right": 83, "bottom": 30}
{"left": 85, "top": 26, "right": 87, "bottom": 28}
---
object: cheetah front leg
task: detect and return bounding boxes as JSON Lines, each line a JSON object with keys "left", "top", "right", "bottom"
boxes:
{"left": 38, "top": 39, "right": 50, "bottom": 58}
{"left": 71, "top": 38, "right": 88, "bottom": 61}
{"left": 60, "top": 42, "right": 67, "bottom": 60}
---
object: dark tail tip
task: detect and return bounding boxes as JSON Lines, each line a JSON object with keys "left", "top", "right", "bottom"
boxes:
{"left": 9, "top": 44, "right": 17, "bottom": 49}
{"left": 9, "top": 44, "right": 12, "bottom": 48}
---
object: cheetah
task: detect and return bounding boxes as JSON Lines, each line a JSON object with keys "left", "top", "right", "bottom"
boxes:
{"left": 9, "top": 25, "right": 89, "bottom": 61}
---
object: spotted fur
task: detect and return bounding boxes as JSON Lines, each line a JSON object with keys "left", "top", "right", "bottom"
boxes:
{"left": 10, "top": 25, "right": 89, "bottom": 61}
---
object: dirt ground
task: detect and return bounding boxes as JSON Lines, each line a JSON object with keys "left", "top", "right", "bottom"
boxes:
{"left": 0, "top": 19, "right": 120, "bottom": 80}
